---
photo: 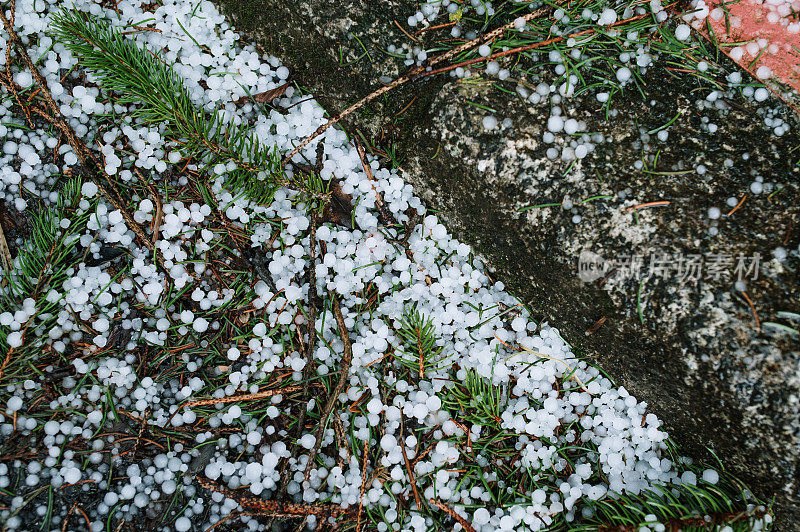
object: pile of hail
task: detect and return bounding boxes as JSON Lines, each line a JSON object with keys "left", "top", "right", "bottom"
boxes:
{"left": 0, "top": 0, "right": 773, "bottom": 530}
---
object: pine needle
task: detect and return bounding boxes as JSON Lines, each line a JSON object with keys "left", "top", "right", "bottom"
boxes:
{"left": 512, "top": 348, "right": 589, "bottom": 392}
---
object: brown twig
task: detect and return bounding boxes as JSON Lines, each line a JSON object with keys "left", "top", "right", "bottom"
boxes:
{"left": 0, "top": 71, "right": 34, "bottom": 128}
{"left": 75, "top": 506, "right": 92, "bottom": 531}
{"left": 62, "top": 502, "right": 78, "bottom": 532}
{"left": 413, "top": 20, "right": 458, "bottom": 36}
{"left": 428, "top": 498, "right": 477, "bottom": 532}
{"left": 355, "top": 438, "right": 370, "bottom": 532}
{"left": 131, "top": 408, "right": 149, "bottom": 458}
{"left": 331, "top": 411, "right": 350, "bottom": 467}
{"left": 133, "top": 168, "right": 164, "bottom": 245}
{"left": 304, "top": 295, "right": 353, "bottom": 478}
{"left": 181, "top": 385, "right": 306, "bottom": 408}
{"left": 393, "top": 19, "right": 419, "bottom": 42}
{"left": 417, "top": 332, "right": 425, "bottom": 379}
{"left": 148, "top": 185, "right": 163, "bottom": 244}
{"left": 283, "top": 72, "right": 419, "bottom": 165}
{"left": 399, "top": 414, "right": 423, "bottom": 511}
{"left": 120, "top": 25, "right": 162, "bottom": 35}
{"left": 393, "top": 94, "right": 418, "bottom": 118}
{"left": 196, "top": 477, "right": 346, "bottom": 517}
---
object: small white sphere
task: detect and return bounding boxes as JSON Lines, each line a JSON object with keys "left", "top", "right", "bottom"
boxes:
{"left": 675, "top": 24, "right": 691, "bottom": 41}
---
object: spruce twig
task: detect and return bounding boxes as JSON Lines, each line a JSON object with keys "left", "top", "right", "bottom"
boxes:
{"left": 0, "top": 179, "right": 93, "bottom": 385}
{"left": 395, "top": 305, "right": 445, "bottom": 378}
{"left": 49, "top": 9, "right": 328, "bottom": 205}
{"left": 0, "top": 6, "right": 156, "bottom": 258}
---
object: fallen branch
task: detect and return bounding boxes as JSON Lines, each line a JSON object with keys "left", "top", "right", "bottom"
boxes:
{"left": 182, "top": 384, "right": 307, "bottom": 408}
{"left": 196, "top": 477, "right": 346, "bottom": 517}
{"left": 0, "top": 8, "right": 155, "bottom": 254}
{"left": 304, "top": 295, "right": 353, "bottom": 478}
{"left": 428, "top": 498, "right": 477, "bottom": 532}
{"left": 399, "top": 414, "right": 423, "bottom": 511}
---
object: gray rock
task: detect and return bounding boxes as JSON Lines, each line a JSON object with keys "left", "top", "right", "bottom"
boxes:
{"left": 215, "top": 0, "right": 800, "bottom": 526}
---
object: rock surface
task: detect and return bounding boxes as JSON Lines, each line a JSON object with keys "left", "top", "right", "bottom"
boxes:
{"left": 216, "top": 0, "right": 800, "bottom": 526}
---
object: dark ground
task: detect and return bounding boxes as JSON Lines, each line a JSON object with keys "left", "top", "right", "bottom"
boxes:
{"left": 214, "top": 0, "right": 800, "bottom": 527}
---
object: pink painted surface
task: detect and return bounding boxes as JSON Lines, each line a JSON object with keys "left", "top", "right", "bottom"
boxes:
{"left": 693, "top": 0, "right": 800, "bottom": 95}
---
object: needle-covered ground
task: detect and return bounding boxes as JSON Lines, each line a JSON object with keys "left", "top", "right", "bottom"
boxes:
{"left": 0, "top": 0, "right": 778, "bottom": 531}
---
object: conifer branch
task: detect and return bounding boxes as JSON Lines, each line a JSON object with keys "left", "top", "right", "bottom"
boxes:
{"left": 0, "top": 179, "right": 95, "bottom": 385}
{"left": 49, "top": 9, "right": 329, "bottom": 205}
{"left": 396, "top": 305, "right": 446, "bottom": 377}
{"left": 0, "top": 6, "right": 159, "bottom": 255}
